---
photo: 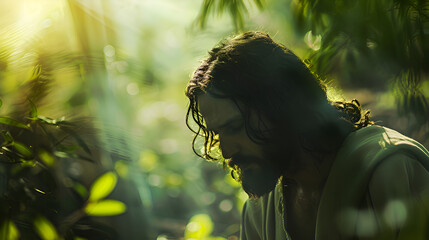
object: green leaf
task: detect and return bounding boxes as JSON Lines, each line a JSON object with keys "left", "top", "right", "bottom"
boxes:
{"left": 54, "top": 151, "right": 69, "bottom": 158}
{"left": 0, "top": 99, "right": 2, "bottom": 109}
{"left": 1, "top": 130, "right": 14, "bottom": 144}
{"left": 20, "top": 159, "right": 36, "bottom": 167}
{"left": 0, "top": 220, "right": 20, "bottom": 240}
{"left": 13, "top": 142, "right": 33, "bottom": 158}
{"left": 88, "top": 172, "right": 117, "bottom": 202}
{"left": 0, "top": 117, "right": 29, "bottom": 129}
{"left": 73, "top": 182, "right": 88, "bottom": 199}
{"left": 38, "top": 149, "right": 55, "bottom": 166}
{"left": 85, "top": 200, "right": 126, "bottom": 216}
{"left": 33, "top": 216, "right": 60, "bottom": 240}
{"left": 196, "top": 0, "right": 260, "bottom": 30}
{"left": 29, "top": 99, "right": 38, "bottom": 119}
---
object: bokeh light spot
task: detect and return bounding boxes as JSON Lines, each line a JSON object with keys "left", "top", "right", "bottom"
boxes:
{"left": 148, "top": 174, "right": 164, "bottom": 187}
{"left": 104, "top": 45, "right": 115, "bottom": 58}
{"left": 219, "top": 199, "right": 233, "bottom": 212}
{"left": 159, "top": 138, "right": 178, "bottom": 154}
{"left": 200, "top": 192, "right": 216, "bottom": 205}
{"left": 383, "top": 200, "right": 407, "bottom": 228}
{"left": 126, "top": 82, "right": 139, "bottom": 95}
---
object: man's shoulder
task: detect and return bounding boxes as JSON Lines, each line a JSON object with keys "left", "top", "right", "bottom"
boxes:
{"left": 338, "top": 125, "right": 428, "bottom": 163}
{"left": 316, "top": 126, "right": 429, "bottom": 239}
{"left": 319, "top": 124, "right": 429, "bottom": 214}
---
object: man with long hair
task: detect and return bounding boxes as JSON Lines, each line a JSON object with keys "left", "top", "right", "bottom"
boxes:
{"left": 185, "top": 31, "right": 429, "bottom": 240}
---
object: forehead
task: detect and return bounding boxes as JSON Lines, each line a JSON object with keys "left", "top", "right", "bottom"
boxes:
{"left": 197, "top": 93, "right": 242, "bottom": 129}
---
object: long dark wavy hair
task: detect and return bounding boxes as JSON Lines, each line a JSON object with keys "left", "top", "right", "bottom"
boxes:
{"left": 185, "top": 31, "right": 372, "bottom": 167}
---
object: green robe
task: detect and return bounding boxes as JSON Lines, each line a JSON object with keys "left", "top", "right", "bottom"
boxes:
{"left": 240, "top": 125, "right": 429, "bottom": 240}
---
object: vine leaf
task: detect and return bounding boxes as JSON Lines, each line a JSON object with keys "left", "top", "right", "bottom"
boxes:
{"left": 85, "top": 200, "right": 126, "bottom": 216}
{"left": 38, "top": 149, "right": 55, "bottom": 166}
{"left": 34, "top": 216, "right": 61, "bottom": 240}
{"left": 73, "top": 182, "right": 88, "bottom": 199}
{"left": 88, "top": 172, "right": 117, "bottom": 202}
{"left": 29, "top": 99, "right": 38, "bottom": 120}
{"left": 0, "top": 117, "right": 29, "bottom": 129}
{"left": 13, "top": 142, "right": 33, "bottom": 158}
{"left": 0, "top": 220, "right": 20, "bottom": 240}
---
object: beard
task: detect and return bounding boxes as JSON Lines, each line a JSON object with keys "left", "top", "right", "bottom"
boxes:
{"left": 231, "top": 141, "right": 302, "bottom": 198}
{"left": 231, "top": 154, "right": 283, "bottom": 198}
{"left": 240, "top": 163, "right": 282, "bottom": 198}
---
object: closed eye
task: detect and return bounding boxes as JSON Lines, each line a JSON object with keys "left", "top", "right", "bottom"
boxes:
{"left": 223, "top": 120, "right": 243, "bottom": 134}
{"left": 209, "top": 116, "right": 243, "bottom": 135}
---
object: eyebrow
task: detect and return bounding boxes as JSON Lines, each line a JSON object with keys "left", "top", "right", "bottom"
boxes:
{"left": 207, "top": 116, "right": 243, "bottom": 133}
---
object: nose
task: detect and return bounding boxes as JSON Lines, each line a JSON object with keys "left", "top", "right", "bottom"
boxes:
{"left": 218, "top": 134, "right": 239, "bottom": 159}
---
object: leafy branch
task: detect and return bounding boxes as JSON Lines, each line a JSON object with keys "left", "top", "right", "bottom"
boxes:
{"left": 0, "top": 100, "right": 126, "bottom": 240}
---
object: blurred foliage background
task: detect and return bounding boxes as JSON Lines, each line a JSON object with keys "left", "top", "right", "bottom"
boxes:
{"left": 0, "top": 0, "right": 427, "bottom": 239}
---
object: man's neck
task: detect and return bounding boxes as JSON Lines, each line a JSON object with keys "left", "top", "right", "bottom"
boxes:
{"left": 283, "top": 149, "right": 336, "bottom": 193}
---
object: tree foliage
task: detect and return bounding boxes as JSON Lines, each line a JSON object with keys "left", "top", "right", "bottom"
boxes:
{"left": 196, "top": 0, "right": 429, "bottom": 123}
{"left": 197, "top": 0, "right": 264, "bottom": 30}
{"left": 0, "top": 70, "right": 125, "bottom": 240}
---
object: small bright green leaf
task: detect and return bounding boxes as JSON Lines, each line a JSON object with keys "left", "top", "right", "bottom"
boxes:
{"left": 20, "top": 159, "right": 36, "bottom": 167}
{"left": 85, "top": 200, "right": 126, "bottom": 216}
{"left": 0, "top": 99, "right": 2, "bottom": 108}
{"left": 114, "top": 160, "right": 129, "bottom": 178}
{"left": 73, "top": 182, "right": 88, "bottom": 198}
{"left": 29, "top": 100, "right": 38, "bottom": 119}
{"left": 88, "top": 172, "right": 117, "bottom": 201}
{"left": 0, "top": 220, "right": 20, "bottom": 240}
{"left": 34, "top": 216, "right": 60, "bottom": 240}
{"left": 0, "top": 117, "right": 29, "bottom": 129}
{"left": 13, "top": 142, "right": 32, "bottom": 157}
{"left": 38, "top": 149, "right": 55, "bottom": 166}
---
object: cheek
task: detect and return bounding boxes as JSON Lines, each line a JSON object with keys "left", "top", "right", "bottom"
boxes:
{"left": 235, "top": 130, "right": 265, "bottom": 156}
{"left": 245, "top": 141, "right": 266, "bottom": 160}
